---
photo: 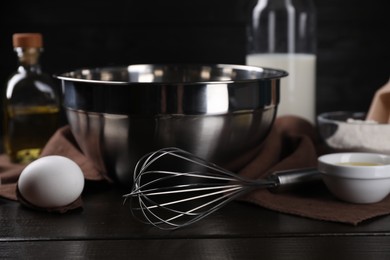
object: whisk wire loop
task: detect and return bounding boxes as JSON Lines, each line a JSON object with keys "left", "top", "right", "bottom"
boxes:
{"left": 124, "top": 147, "right": 276, "bottom": 230}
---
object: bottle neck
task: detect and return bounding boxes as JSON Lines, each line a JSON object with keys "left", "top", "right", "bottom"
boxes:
{"left": 247, "top": 0, "right": 316, "bottom": 54}
{"left": 15, "top": 47, "right": 42, "bottom": 73}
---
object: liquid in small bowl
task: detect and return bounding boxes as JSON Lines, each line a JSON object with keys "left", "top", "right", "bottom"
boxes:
{"left": 318, "top": 152, "right": 390, "bottom": 203}
{"left": 338, "top": 162, "right": 383, "bottom": 166}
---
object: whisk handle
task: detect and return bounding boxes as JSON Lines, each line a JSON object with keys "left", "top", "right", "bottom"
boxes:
{"left": 268, "top": 168, "right": 322, "bottom": 193}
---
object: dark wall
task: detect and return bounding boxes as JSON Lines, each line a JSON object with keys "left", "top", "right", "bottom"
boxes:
{"left": 0, "top": 0, "right": 389, "bottom": 117}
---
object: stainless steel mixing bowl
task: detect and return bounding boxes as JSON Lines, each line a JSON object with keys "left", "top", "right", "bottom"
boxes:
{"left": 57, "top": 64, "right": 287, "bottom": 186}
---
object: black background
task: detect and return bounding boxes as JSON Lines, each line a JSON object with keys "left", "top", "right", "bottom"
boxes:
{"left": 0, "top": 0, "right": 389, "bottom": 119}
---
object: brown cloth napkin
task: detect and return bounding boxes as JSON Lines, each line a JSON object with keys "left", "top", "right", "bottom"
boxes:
{"left": 1, "top": 116, "right": 390, "bottom": 224}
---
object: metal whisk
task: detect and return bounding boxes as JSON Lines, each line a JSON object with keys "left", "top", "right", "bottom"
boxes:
{"left": 123, "top": 147, "right": 320, "bottom": 230}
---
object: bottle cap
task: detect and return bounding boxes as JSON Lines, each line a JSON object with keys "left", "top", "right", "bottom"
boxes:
{"left": 13, "top": 33, "right": 43, "bottom": 48}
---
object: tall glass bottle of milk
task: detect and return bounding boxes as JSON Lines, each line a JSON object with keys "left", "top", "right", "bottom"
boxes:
{"left": 246, "top": 0, "right": 316, "bottom": 123}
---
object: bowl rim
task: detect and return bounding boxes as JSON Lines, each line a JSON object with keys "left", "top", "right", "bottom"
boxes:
{"left": 318, "top": 152, "right": 390, "bottom": 179}
{"left": 317, "top": 111, "right": 390, "bottom": 126}
{"left": 55, "top": 63, "right": 288, "bottom": 85}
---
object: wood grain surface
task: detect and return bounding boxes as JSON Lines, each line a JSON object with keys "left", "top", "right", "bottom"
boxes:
{"left": 2, "top": 183, "right": 390, "bottom": 259}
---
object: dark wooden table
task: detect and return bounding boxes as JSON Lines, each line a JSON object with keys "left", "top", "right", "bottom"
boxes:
{"left": 2, "top": 182, "right": 390, "bottom": 259}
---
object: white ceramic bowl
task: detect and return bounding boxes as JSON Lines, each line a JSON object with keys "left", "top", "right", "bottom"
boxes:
{"left": 318, "top": 152, "right": 390, "bottom": 204}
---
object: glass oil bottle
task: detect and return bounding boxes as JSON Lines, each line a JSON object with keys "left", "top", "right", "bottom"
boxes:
{"left": 3, "top": 33, "right": 60, "bottom": 163}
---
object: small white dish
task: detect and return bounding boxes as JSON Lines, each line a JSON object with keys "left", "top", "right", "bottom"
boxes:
{"left": 318, "top": 152, "right": 390, "bottom": 204}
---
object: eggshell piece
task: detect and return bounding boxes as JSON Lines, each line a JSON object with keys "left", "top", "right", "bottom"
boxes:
{"left": 18, "top": 156, "right": 85, "bottom": 208}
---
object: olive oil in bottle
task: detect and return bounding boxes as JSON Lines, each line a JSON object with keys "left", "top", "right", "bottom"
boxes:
{"left": 3, "top": 33, "right": 60, "bottom": 163}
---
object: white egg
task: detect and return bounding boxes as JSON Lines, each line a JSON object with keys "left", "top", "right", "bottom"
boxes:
{"left": 18, "top": 155, "right": 85, "bottom": 208}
